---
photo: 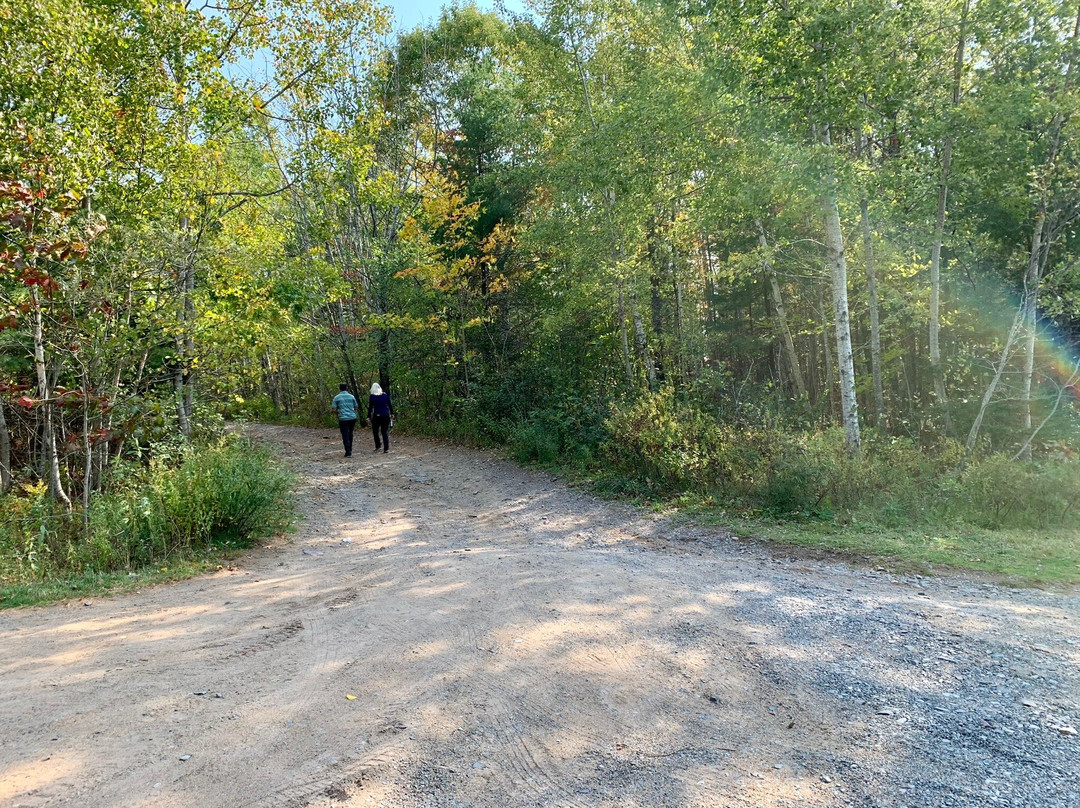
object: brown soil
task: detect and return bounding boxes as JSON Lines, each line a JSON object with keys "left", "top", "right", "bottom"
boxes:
{"left": 1, "top": 425, "right": 1077, "bottom": 808}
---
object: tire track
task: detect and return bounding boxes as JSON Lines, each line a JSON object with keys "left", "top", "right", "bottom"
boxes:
{"left": 4, "top": 425, "right": 1076, "bottom": 808}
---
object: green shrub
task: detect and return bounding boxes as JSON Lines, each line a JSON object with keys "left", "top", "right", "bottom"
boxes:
{"left": 0, "top": 438, "right": 294, "bottom": 584}
{"left": 0, "top": 482, "right": 79, "bottom": 582}
{"left": 605, "top": 389, "right": 741, "bottom": 492}
{"left": 505, "top": 396, "right": 609, "bottom": 467}
{"left": 949, "top": 454, "right": 1080, "bottom": 528}
{"left": 95, "top": 439, "right": 294, "bottom": 561}
{"left": 220, "top": 394, "right": 280, "bottom": 423}
{"left": 757, "top": 440, "right": 828, "bottom": 516}
{"left": 598, "top": 394, "right": 1080, "bottom": 532}
{"left": 509, "top": 420, "right": 560, "bottom": 464}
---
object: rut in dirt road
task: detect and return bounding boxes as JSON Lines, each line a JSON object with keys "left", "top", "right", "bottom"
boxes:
{"left": 1, "top": 424, "right": 1078, "bottom": 808}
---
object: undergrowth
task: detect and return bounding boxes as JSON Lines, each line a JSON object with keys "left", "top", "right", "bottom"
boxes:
{"left": 504, "top": 390, "right": 1080, "bottom": 585}
{"left": 0, "top": 437, "right": 294, "bottom": 606}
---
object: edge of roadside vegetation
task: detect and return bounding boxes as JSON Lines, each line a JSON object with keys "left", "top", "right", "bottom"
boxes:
{"left": 520, "top": 472, "right": 1078, "bottom": 591}
{"left": 540, "top": 459, "right": 1080, "bottom": 591}
{"left": 411, "top": 393, "right": 1080, "bottom": 591}
{"left": 5, "top": 412, "right": 1078, "bottom": 609}
{"left": 0, "top": 433, "right": 296, "bottom": 609}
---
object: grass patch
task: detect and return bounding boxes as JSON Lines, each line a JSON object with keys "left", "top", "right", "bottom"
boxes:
{"left": 0, "top": 552, "right": 245, "bottom": 609}
{"left": 672, "top": 504, "right": 1080, "bottom": 587}
{"left": 518, "top": 454, "right": 1080, "bottom": 587}
{"left": 1, "top": 437, "right": 296, "bottom": 608}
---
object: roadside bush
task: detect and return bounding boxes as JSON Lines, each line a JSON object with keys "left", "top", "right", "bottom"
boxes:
{"left": 94, "top": 439, "right": 294, "bottom": 563}
{"left": 509, "top": 419, "right": 560, "bottom": 464}
{"left": 949, "top": 454, "right": 1080, "bottom": 529}
{"left": 397, "top": 375, "right": 1080, "bottom": 536}
{"left": 0, "top": 438, "right": 294, "bottom": 584}
{"left": 0, "top": 482, "right": 80, "bottom": 582}
{"left": 508, "top": 395, "right": 609, "bottom": 467}
{"left": 605, "top": 389, "right": 740, "bottom": 491}
{"left": 221, "top": 393, "right": 280, "bottom": 423}
{"left": 755, "top": 434, "right": 828, "bottom": 516}
{"left": 598, "top": 392, "right": 1080, "bottom": 532}
{"left": 754, "top": 430, "right": 964, "bottom": 523}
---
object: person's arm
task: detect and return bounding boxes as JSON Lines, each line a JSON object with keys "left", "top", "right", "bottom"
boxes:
{"left": 331, "top": 395, "right": 338, "bottom": 416}
{"left": 367, "top": 395, "right": 374, "bottom": 421}
{"left": 388, "top": 395, "right": 395, "bottom": 417}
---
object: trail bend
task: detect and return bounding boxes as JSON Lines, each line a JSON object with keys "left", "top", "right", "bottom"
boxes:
{"left": 1, "top": 425, "right": 1077, "bottom": 808}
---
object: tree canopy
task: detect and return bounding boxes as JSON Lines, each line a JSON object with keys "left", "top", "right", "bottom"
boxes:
{"left": 2, "top": 0, "right": 1079, "bottom": 532}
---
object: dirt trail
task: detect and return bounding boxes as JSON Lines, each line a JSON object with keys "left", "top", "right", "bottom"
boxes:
{"left": 1, "top": 425, "right": 1078, "bottom": 808}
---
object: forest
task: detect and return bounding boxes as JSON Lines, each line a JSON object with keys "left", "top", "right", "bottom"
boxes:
{"left": 2, "top": 0, "right": 1080, "bottom": 589}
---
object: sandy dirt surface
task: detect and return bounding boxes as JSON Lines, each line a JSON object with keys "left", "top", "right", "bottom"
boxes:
{"left": 1, "top": 425, "right": 1078, "bottom": 808}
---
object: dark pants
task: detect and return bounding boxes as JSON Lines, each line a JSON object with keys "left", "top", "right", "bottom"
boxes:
{"left": 371, "top": 414, "right": 390, "bottom": 452}
{"left": 338, "top": 419, "right": 356, "bottom": 456}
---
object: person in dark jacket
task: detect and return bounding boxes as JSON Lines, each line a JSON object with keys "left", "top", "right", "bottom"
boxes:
{"left": 331, "top": 383, "right": 358, "bottom": 457}
{"left": 368, "top": 382, "right": 395, "bottom": 453}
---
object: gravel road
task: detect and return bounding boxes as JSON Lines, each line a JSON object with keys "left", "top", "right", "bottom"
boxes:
{"left": 1, "top": 425, "right": 1077, "bottom": 808}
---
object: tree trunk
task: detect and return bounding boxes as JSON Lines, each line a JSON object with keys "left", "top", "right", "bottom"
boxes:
{"left": 574, "top": 51, "right": 637, "bottom": 393}
{"left": 377, "top": 328, "right": 391, "bottom": 398}
{"left": 820, "top": 288, "right": 838, "bottom": 422}
{"left": 617, "top": 280, "right": 634, "bottom": 388}
{"left": 820, "top": 128, "right": 861, "bottom": 453}
{"left": 928, "top": 0, "right": 968, "bottom": 439}
{"left": 172, "top": 363, "right": 190, "bottom": 437}
{"left": 631, "top": 296, "right": 656, "bottom": 391}
{"left": 647, "top": 220, "right": 666, "bottom": 385}
{"left": 859, "top": 200, "right": 886, "bottom": 428}
{"left": 808, "top": 323, "right": 820, "bottom": 407}
{"left": 175, "top": 216, "right": 195, "bottom": 439}
{"left": 1013, "top": 357, "right": 1080, "bottom": 461}
{"left": 80, "top": 364, "right": 92, "bottom": 533}
{"left": 0, "top": 394, "right": 10, "bottom": 495}
{"left": 965, "top": 161, "right": 1060, "bottom": 457}
{"left": 1019, "top": 2, "right": 1080, "bottom": 454}
{"left": 263, "top": 349, "right": 281, "bottom": 411}
{"left": 669, "top": 208, "right": 685, "bottom": 386}
{"left": 1020, "top": 208, "right": 1050, "bottom": 459}
{"left": 334, "top": 300, "right": 361, "bottom": 397}
{"left": 672, "top": 264, "right": 685, "bottom": 386}
{"left": 31, "top": 289, "right": 70, "bottom": 507}
{"left": 757, "top": 220, "right": 806, "bottom": 399}
{"left": 965, "top": 299, "right": 1026, "bottom": 457}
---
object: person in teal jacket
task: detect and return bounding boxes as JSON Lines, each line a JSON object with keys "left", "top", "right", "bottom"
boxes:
{"left": 331, "top": 383, "right": 359, "bottom": 457}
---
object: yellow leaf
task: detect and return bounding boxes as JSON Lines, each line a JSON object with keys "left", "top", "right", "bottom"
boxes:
{"left": 345, "top": 694, "right": 357, "bottom": 700}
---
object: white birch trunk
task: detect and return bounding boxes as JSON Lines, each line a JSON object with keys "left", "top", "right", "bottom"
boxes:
{"left": 965, "top": 184, "right": 1053, "bottom": 456}
{"left": 819, "top": 128, "right": 861, "bottom": 452}
{"left": 31, "top": 288, "right": 70, "bottom": 507}
{"left": 965, "top": 300, "right": 1026, "bottom": 457}
{"left": 1020, "top": 209, "right": 1048, "bottom": 459}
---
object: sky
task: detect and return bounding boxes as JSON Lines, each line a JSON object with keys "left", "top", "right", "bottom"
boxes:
{"left": 386, "top": 0, "right": 531, "bottom": 32}
{"left": 219, "top": 1, "right": 533, "bottom": 88}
